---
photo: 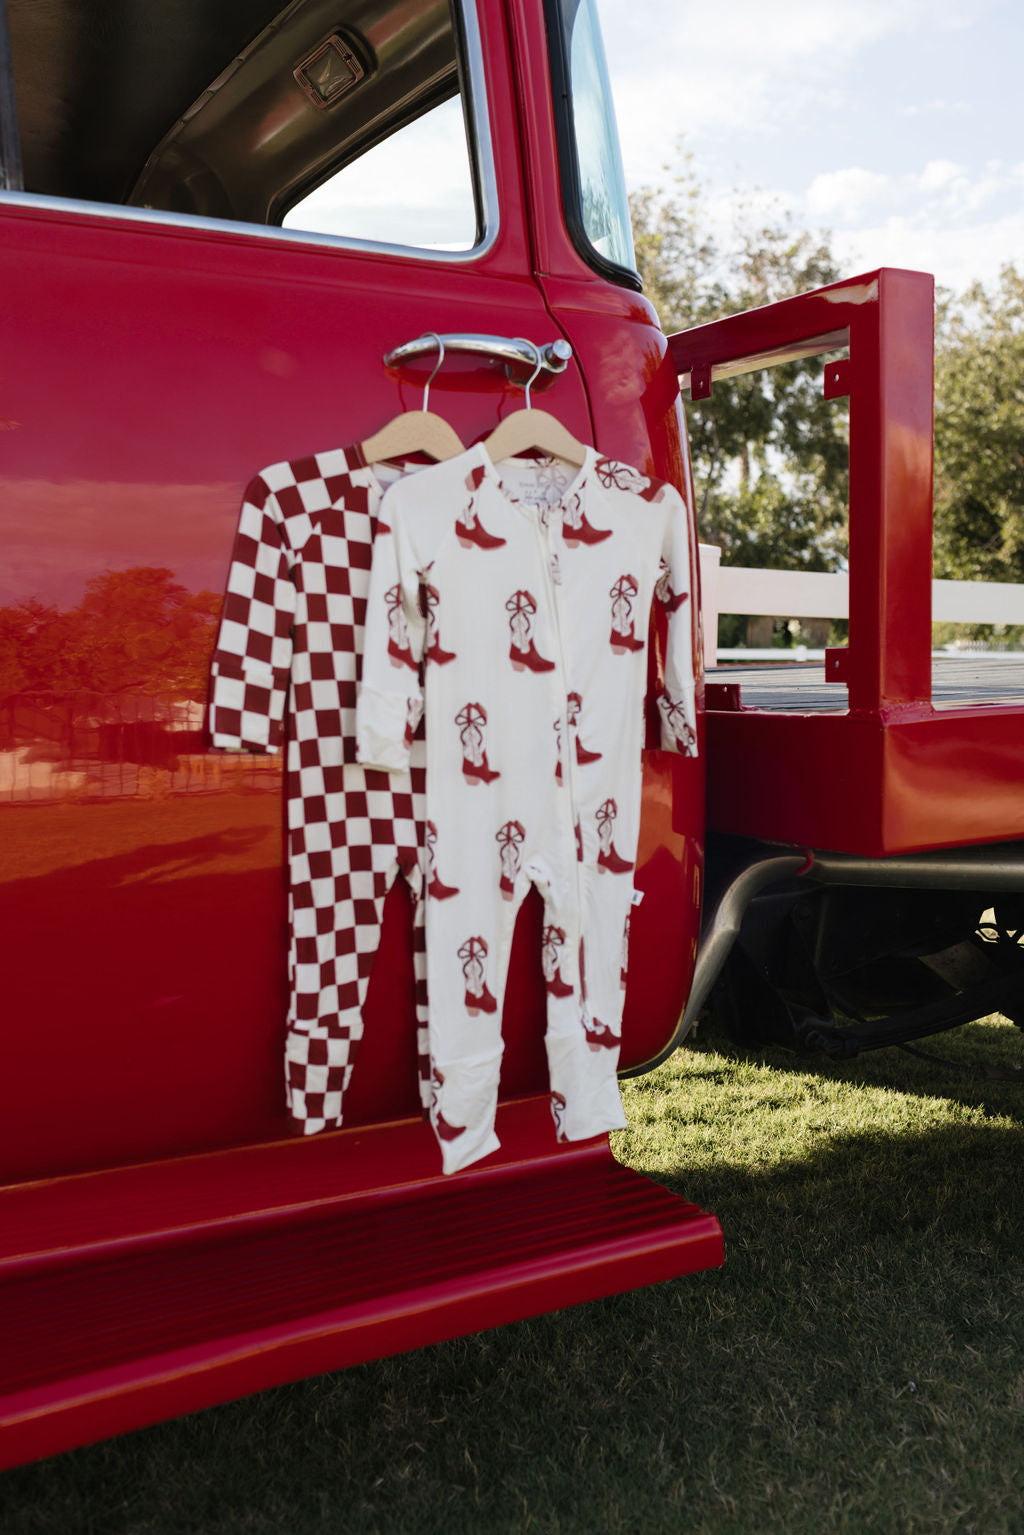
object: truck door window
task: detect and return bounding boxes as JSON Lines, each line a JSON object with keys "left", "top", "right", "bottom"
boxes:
{"left": 283, "top": 94, "right": 476, "bottom": 249}
{"left": 5, "top": 0, "right": 492, "bottom": 257}
{"left": 547, "top": 0, "right": 638, "bottom": 287}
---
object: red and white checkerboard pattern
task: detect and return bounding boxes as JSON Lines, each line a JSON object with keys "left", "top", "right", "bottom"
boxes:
{"left": 210, "top": 446, "right": 430, "bottom": 1133}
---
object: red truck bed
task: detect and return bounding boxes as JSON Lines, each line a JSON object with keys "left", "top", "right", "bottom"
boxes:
{"left": 671, "top": 268, "right": 1024, "bottom": 858}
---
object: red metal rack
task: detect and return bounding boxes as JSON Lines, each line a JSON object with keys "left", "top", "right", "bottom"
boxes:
{"left": 671, "top": 268, "right": 1024, "bottom": 856}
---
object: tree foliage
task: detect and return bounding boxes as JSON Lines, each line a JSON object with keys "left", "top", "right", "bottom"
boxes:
{"left": 0, "top": 568, "right": 220, "bottom": 699}
{"left": 631, "top": 157, "right": 849, "bottom": 576}
{"left": 933, "top": 266, "right": 1024, "bottom": 586}
{"left": 633, "top": 156, "right": 1024, "bottom": 648}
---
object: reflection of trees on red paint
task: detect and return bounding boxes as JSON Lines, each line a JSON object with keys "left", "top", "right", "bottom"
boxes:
{"left": 0, "top": 570, "right": 238, "bottom": 798}
{"left": 0, "top": 568, "right": 220, "bottom": 696}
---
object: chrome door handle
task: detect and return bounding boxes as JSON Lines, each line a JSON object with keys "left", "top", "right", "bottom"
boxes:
{"left": 383, "top": 333, "right": 573, "bottom": 381}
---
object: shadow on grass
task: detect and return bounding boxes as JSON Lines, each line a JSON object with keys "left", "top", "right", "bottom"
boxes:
{"left": 2, "top": 1109, "right": 1023, "bottom": 1535}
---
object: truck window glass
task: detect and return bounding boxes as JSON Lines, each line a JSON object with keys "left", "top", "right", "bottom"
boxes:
{"left": 283, "top": 94, "right": 476, "bottom": 248}
{"left": 549, "top": 0, "right": 637, "bottom": 283}
{"left": 5, "top": 0, "right": 489, "bottom": 256}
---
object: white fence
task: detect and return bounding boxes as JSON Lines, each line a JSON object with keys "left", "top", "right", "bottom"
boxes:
{"left": 698, "top": 545, "right": 1024, "bottom": 663}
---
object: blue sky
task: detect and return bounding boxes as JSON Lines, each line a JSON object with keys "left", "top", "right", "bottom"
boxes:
{"left": 597, "top": 0, "right": 1024, "bottom": 294}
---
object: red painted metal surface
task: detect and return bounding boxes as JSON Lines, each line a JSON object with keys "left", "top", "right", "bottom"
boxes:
{"left": 703, "top": 708, "right": 1024, "bottom": 857}
{"left": 0, "top": 1096, "right": 723, "bottom": 1470}
{"left": 672, "top": 268, "right": 934, "bottom": 718}
{"left": 671, "top": 268, "right": 1024, "bottom": 856}
{"left": 0, "top": 0, "right": 711, "bottom": 1467}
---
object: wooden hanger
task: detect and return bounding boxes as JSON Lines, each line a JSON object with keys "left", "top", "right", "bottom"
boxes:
{"left": 360, "top": 333, "right": 466, "bottom": 464}
{"left": 482, "top": 340, "right": 588, "bottom": 468}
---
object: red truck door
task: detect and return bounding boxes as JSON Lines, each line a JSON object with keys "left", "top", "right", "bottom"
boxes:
{"left": 0, "top": 1, "right": 721, "bottom": 1471}
{"left": 0, "top": 1, "right": 594, "bottom": 1180}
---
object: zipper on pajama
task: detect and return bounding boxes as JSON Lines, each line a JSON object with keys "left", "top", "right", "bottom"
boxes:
{"left": 533, "top": 500, "right": 587, "bottom": 999}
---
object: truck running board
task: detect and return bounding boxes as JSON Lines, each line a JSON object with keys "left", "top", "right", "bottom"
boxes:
{"left": 0, "top": 1096, "right": 722, "bottom": 1470}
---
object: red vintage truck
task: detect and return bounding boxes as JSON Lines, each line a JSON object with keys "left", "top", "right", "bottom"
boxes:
{"left": 1, "top": 0, "right": 1021, "bottom": 1471}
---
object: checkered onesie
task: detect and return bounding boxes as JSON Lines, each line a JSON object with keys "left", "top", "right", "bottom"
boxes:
{"left": 208, "top": 444, "right": 429, "bottom": 1134}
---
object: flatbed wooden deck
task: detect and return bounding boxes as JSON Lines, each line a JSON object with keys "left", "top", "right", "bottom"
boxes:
{"left": 708, "top": 655, "right": 1024, "bottom": 714}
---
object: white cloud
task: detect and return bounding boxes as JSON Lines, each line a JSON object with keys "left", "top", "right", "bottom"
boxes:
{"left": 802, "top": 158, "right": 1008, "bottom": 227}
{"left": 918, "top": 159, "right": 967, "bottom": 192}
{"left": 806, "top": 168, "right": 893, "bottom": 218}
{"left": 594, "top": 0, "right": 1016, "bottom": 290}
{"left": 597, "top": 0, "right": 991, "bottom": 183}
{"left": 779, "top": 157, "right": 1024, "bottom": 289}
{"left": 901, "top": 99, "right": 970, "bottom": 117}
{"left": 831, "top": 210, "right": 1024, "bottom": 292}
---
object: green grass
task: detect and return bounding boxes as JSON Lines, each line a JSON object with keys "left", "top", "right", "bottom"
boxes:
{"left": 3, "top": 1018, "right": 1023, "bottom": 1535}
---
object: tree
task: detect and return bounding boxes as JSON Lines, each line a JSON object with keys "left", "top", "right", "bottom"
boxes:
{"left": 631, "top": 158, "right": 850, "bottom": 591}
{"left": 933, "top": 267, "right": 1024, "bottom": 588}
{"left": 632, "top": 159, "right": 1024, "bottom": 650}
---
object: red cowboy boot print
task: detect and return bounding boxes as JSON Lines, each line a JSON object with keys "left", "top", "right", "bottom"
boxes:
{"left": 541, "top": 924, "right": 574, "bottom": 998}
{"left": 430, "top": 1064, "right": 467, "bottom": 1141}
{"left": 385, "top": 585, "right": 417, "bottom": 669}
{"left": 554, "top": 716, "right": 563, "bottom": 784}
{"left": 550, "top": 1090, "right": 568, "bottom": 1141}
{"left": 658, "top": 695, "right": 697, "bottom": 754}
{"left": 609, "top": 574, "right": 645, "bottom": 653}
{"left": 456, "top": 702, "right": 500, "bottom": 784}
{"left": 561, "top": 489, "right": 610, "bottom": 548}
{"left": 655, "top": 556, "right": 689, "bottom": 613}
{"left": 566, "top": 691, "right": 601, "bottom": 765}
{"left": 596, "top": 798, "right": 633, "bottom": 874}
{"left": 426, "top": 820, "right": 459, "bottom": 900}
{"left": 423, "top": 582, "right": 456, "bottom": 665}
{"left": 506, "top": 590, "right": 555, "bottom": 673}
{"left": 455, "top": 465, "right": 506, "bottom": 550}
{"left": 582, "top": 1014, "right": 622, "bottom": 1052}
{"left": 496, "top": 820, "right": 526, "bottom": 900}
{"left": 459, "top": 935, "right": 497, "bottom": 1015}
{"left": 403, "top": 696, "right": 423, "bottom": 749}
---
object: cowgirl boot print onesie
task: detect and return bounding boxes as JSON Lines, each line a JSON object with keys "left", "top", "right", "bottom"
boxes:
{"left": 356, "top": 444, "right": 698, "bottom": 1175}
{"left": 209, "top": 444, "right": 435, "bottom": 1135}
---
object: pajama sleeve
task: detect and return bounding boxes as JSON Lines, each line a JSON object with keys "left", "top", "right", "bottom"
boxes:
{"left": 355, "top": 494, "right": 426, "bottom": 773}
{"left": 655, "top": 485, "right": 699, "bottom": 757}
{"left": 208, "top": 480, "right": 296, "bottom": 752}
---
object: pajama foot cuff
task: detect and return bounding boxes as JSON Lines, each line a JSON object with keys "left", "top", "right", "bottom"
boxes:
{"left": 437, "top": 1124, "right": 502, "bottom": 1176}
{"left": 546, "top": 1034, "right": 628, "bottom": 1143}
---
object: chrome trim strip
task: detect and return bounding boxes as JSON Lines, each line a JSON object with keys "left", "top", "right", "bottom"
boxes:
{"left": 457, "top": 0, "right": 499, "bottom": 247}
{"left": 0, "top": 0, "right": 22, "bottom": 192}
{"left": 0, "top": 1, "right": 499, "bottom": 264}
{"left": 0, "top": 188, "right": 496, "bottom": 260}
{"left": 619, "top": 851, "right": 812, "bottom": 1079}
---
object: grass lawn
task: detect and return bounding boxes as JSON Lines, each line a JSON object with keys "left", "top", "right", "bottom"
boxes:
{"left": 2, "top": 1017, "right": 1022, "bottom": 1535}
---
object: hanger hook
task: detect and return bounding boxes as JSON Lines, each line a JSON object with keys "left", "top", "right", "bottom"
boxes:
{"left": 420, "top": 332, "right": 445, "bottom": 413}
{"left": 513, "top": 338, "right": 543, "bottom": 410}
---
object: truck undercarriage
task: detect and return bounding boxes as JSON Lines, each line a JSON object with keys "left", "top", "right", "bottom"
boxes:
{"left": 705, "top": 835, "right": 1024, "bottom": 1060}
